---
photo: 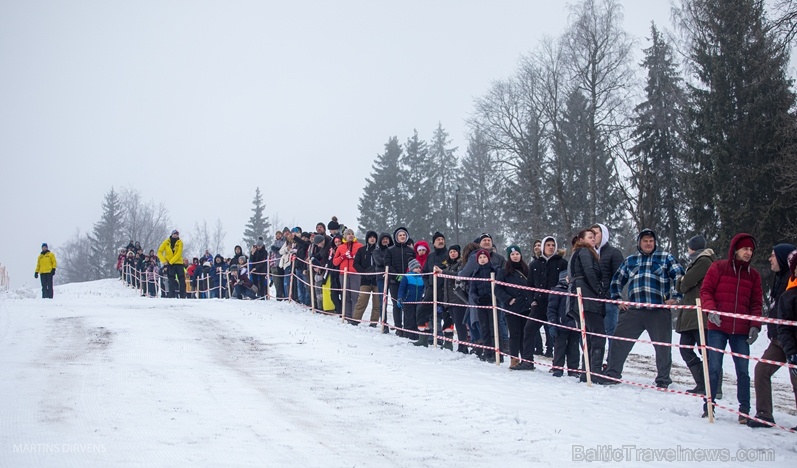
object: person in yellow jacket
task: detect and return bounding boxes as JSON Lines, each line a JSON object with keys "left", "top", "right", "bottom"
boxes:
{"left": 158, "top": 230, "right": 186, "bottom": 298}
{"left": 35, "top": 243, "right": 57, "bottom": 298}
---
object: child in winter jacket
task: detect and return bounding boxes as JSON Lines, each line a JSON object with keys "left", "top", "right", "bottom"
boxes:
{"left": 470, "top": 249, "right": 499, "bottom": 362}
{"left": 397, "top": 259, "right": 425, "bottom": 340}
{"left": 547, "top": 270, "right": 580, "bottom": 377}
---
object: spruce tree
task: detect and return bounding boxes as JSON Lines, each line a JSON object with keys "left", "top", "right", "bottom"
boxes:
{"left": 358, "top": 136, "right": 404, "bottom": 232}
{"left": 627, "top": 23, "right": 688, "bottom": 258}
{"left": 242, "top": 187, "right": 270, "bottom": 248}
{"left": 400, "top": 130, "right": 434, "bottom": 239}
{"left": 426, "top": 123, "right": 459, "bottom": 237}
{"left": 88, "top": 187, "right": 125, "bottom": 279}
{"left": 458, "top": 129, "right": 505, "bottom": 247}
{"left": 683, "top": 0, "right": 797, "bottom": 257}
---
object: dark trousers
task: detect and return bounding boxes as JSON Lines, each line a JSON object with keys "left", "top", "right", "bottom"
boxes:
{"left": 753, "top": 338, "right": 797, "bottom": 419}
{"left": 606, "top": 308, "right": 672, "bottom": 387}
{"left": 40, "top": 272, "right": 54, "bottom": 298}
{"left": 389, "top": 282, "right": 402, "bottom": 329}
{"left": 522, "top": 319, "right": 544, "bottom": 362}
{"left": 678, "top": 329, "right": 703, "bottom": 368}
{"left": 553, "top": 329, "right": 581, "bottom": 374}
{"left": 581, "top": 311, "right": 606, "bottom": 375}
{"left": 450, "top": 305, "right": 469, "bottom": 352}
{"left": 402, "top": 303, "right": 418, "bottom": 340}
{"left": 273, "top": 267, "right": 286, "bottom": 299}
{"left": 168, "top": 264, "right": 186, "bottom": 298}
{"left": 478, "top": 308, "right": 495, "bottom": 357}
{"left": 506, "top": 310, "right": 529, "bottom": 358}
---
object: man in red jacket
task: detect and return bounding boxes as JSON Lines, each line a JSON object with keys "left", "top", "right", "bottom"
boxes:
{"left": 700, "top": 233, "right": 763, "bottom": 423}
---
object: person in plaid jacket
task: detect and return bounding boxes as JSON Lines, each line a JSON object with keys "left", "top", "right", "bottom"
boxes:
{"left": 602, "top": 229, "right": 685, "bottom": 388}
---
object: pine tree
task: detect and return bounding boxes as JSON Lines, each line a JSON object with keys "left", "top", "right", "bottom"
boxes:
{"left": 400, "top": 130, "right": 434, "bottom": 239}
{"left": 683, "top": 0, "right": 797, "bottom": 256}
{"left": 88, "top": 188, "right": 125, "bottom": 279}
{"left": 242, "top": 187, "right": 270, "bottom": 248}
{"left": 358, "top": 136, "right": 405, "bottom": 232}
{"left": 626, "top": 23, "right": 688, "bottom": 258}
{"left": 458, "top": 129, "right": 505, "bottom": 247}
{"left": 426, "top": 123, "right": 459, "bottom": 237}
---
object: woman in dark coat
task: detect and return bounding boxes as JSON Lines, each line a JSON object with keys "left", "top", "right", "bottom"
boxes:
{"left": 495, "top": 245, "right": 533, "bottom": 370}
{"left": 569, "top": 229, "right": 604, "bottom": 382}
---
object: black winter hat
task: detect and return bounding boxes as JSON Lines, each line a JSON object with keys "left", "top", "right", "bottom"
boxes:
{"left": 327, "top": 217, "right": 341, "bottom": 231}
{"left": 687, "top": 235, "right": 706, "bottom": 251}
{"left": 432, "top": 231, "right": 445, "bottom": 243}
{"left": 448, "top": 244, "right": 461, "bottom": 255}
{"left": 774, "top": 243, "right": 797, "bottom": 272}
{"left": 475, "top": 233, "right": 492, "bottom": 243}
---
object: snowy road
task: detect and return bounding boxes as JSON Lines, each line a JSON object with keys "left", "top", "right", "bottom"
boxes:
{"left": 1, "top": 280, "right": 795, "bottom": 467}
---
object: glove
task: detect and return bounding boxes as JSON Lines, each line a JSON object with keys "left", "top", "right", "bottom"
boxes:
{"left": 549, "top": 327, "right": 558, "bottom": 339}
{"left": 395, "top": 275, "right": 403, "bottom": 283}
{"left": 396, "top": 300, "right": 403, "bottom": 310}
{"left": 34, "top": 272, "right": 39, "bottom": 279}
{"left": 51, "top": 269, "right": 56, "bottom": 276}
{"left": 747, "top": 327, "right": 760, "bottom": 345}
{"left": 708, "top": 313, "right": 721, "bottom": 327}
{"left": 788, "top": 355, "right": 797, "bottom": 378}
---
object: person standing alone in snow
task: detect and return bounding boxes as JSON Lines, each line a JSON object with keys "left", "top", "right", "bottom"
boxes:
{"left": 35, "top": 243, "right": 57, "bottom": 298}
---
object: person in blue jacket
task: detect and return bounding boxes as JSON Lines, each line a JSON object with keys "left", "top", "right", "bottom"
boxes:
{"left": 397, "top": 258, "right": 425, "bottom": 342}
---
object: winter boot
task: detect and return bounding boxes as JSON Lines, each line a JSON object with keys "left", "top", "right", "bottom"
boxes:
{"left": 442, "top": 332, "right": 454, "bottom": 351}
{"left": 413, "top": 333, "right": 429, "bottom": 347}
{"left": 510, "top": 357, "right": 520, "bottom": 369}
{"left": 746, "top": 415, "right": 775, "bottom": 428}
{"left": 686, "top": 364, "right": 706, "bottom": 395}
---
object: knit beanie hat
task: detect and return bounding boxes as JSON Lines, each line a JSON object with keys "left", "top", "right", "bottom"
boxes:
{"left": 313, "top": 234, "right": 326, "bottom": 245}
{"left": 506, "top": 245, "right": 521, "bottom": 257}
{"left": 476, "top": 249, "right": 491, "bottom": 260}
{"left": 432, "top": 231, "right": 445, "bottom": 244}
{"left": 736, "top": 236, "right": 756, "bottom": 251}
{"left": 687, "top": 235, "right": 706, "bottom": 251}
{"left": 475, "top": 233, "right": 492, "bottom": 243}
{"left": 408, "top": 259, "right": 421, "bottom": 271}
{"left": 327, "top": 217, "right": 340, "bottom": 231}
{"left": 448, "top": 244, "right": 461, "bottom": 255}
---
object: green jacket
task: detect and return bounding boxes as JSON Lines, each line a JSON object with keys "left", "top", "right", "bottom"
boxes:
{"left": 675, "top": 249, "right": 716, "bottom": 332}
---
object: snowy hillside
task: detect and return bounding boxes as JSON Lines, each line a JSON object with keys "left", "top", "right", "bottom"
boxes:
{"left": 1, "top": 280, "right": 795, "bottom": 467}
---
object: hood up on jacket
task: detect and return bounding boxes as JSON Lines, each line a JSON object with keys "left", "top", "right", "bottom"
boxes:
{"left": 364, "top": 230, "right": 378, "bottom": 251}
{"left": 636, "top": 228, "right": 657, "bottom": 255}
{"left": 378, "top": 232, "right": 394, "bottom": 250}
{"left": 728, "top": 233, "right": 757, "bottom": 272}
{"left": 596, "top": 223, "right": 610, "bottom": 251}
{"left": 540, "top": 236, "right": 558, "bottom": 260}
{"left": 393, "top": 226, "right": 410, "bottom": 245}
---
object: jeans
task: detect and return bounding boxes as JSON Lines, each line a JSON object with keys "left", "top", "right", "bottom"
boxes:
{"left": 283, "top": 266, "right": 293, "bottom": 301}
{"left": 707, "top": 330, "right": 751, "bottom": 412}
{"left": 295, "top": 269, "right": 310, "bottom": 305}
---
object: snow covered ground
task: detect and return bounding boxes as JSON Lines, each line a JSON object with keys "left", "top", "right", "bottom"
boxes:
{"left": 1, "top": 280, "right": 795, "bottom": 467}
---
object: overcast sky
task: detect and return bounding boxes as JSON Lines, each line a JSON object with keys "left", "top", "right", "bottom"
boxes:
{"left": 0, "top": 1, "right": 673, "bottom": 288}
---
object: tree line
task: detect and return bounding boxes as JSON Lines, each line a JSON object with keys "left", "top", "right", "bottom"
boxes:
{"left": 357, "top": 0, "right": 797, "bottom": 280}
{"left": 59, "top": 187, "right": 272, "bottom": 284}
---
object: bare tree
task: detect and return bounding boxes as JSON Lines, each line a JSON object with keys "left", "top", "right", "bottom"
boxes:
{"left": 58, "top": 229, "right": 96, "bottom": 284}
{"left": 564, "top": 0, "right": 635, "bottom": 225}
{"left": 211, "top": 218, "right": 226, "bottom": 256}
{"left": 119, "top": 187, "right": 171, "bottom": 251}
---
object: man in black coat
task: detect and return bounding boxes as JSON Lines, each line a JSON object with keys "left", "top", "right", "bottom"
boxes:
{"left": 250, "top": 238, "right": 268, "bottom": 298}
{"left": 529, "top": 236, "right": 569, "bottom": 357}
{"left": 384, "top": 227, "right": 415, "bottom": 335}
